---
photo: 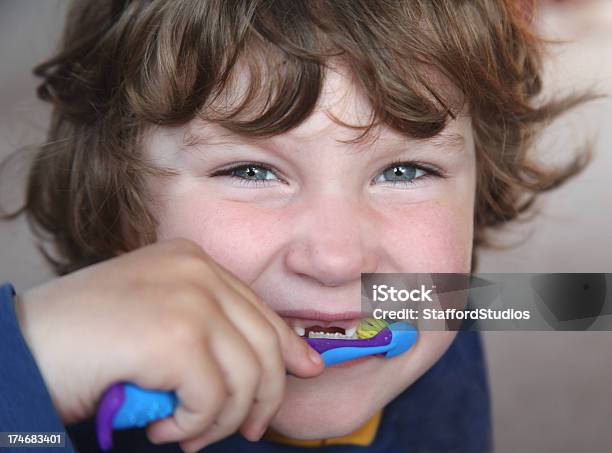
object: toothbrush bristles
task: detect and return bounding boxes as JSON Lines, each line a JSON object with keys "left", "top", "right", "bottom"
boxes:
{"left": 356, "top": 318, "right": 389, "bottom": 339}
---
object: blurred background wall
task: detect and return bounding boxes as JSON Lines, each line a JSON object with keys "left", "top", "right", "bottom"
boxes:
{"left": 0, "top": 1, "right": 610, "bottom": 451}
{"left": 478, "top": 1, "right": 612, "bottom": 451}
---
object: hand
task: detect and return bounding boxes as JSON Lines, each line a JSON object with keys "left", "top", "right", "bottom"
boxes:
{"left": 15, "top": 238, "right": 324, "bottom": 452}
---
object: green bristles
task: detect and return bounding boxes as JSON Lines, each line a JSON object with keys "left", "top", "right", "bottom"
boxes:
{"left": 356, "top": 317, "right": 389, "bottom": 339}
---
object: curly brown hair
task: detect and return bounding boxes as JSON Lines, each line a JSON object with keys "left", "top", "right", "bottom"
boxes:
{"left": 0, "top": 0, "right": 594, "bottom": 275}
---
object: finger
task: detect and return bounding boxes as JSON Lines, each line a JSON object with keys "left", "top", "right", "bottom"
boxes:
{"left": 176, "top": 315, "right": 263, "bottom": 449}
{"left": 206, "top": 260, "right": 324, "bottom": 377}
{"left": 209, "top": 287, "right": 287, "bottom": 439}
{"left": 145, "top": 338, "right": 227, "bottom": 445}
{"left": 179, "top": 429, "right": 217, "bottom": 453}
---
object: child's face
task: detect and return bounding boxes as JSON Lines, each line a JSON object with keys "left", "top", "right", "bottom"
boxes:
{"left": 144, "top": 66, "right": 476, "bottom": 439}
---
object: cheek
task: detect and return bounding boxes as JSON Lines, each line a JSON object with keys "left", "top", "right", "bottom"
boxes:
{"left": 375, "top": 199, "right": 474, "bottom": 273}
{"left": 151, "top": 169, "right": 475, "bottom": 277}
{"left": 155, "top": 193, "right": 284, "bottom": 281}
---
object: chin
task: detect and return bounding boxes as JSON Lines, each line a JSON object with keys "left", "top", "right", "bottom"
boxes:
{"left": 267, "top": 355, "right": 397, "bottom": 439}
{"left": 267, "top": 330, "right": 458, "bottom": 440}
{"left": 269, "top": 386, "right": 377, "bottom": 439}
{"left": 270, "top": 369, "right": 384, "bottom": 440}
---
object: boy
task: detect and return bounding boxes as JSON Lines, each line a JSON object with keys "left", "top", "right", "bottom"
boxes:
{"left": 0, "top": 0, "right": 590, "bottom": 451}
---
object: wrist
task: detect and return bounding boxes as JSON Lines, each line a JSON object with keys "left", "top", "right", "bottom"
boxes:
{"left": 12, "top": 292, "right": 33, "bottom": 350}
{"left": 10, "top": 286, "right": 46, "bottom": 378}
{"left": 1, "top": 283, "right": 42, "bottom": 378}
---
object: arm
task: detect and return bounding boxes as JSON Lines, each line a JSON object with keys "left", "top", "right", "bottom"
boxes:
{"left": 0, "top": 282, "right": 75, "bottom": 452}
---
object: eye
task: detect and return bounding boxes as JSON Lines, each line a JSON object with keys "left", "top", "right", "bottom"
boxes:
{"left": 373, "top": 161, "right": 437, "bottom": 186}
{"left": 231, "top": 164, "right": 278, "bottom": 181}
{"left": 210, "top": 163, "right": 281, "bottom": 186}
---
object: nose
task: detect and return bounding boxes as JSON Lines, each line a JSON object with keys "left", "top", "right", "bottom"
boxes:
{"left": 284, "top": 195, "right": 379, "bottom": 287}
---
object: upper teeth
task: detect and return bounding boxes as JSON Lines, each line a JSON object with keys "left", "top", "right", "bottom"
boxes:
{"left": 293, "top": 326, "right": 305, "bottom": 337}
{"left": 291, "top": 325, "right": 359, "bottom": 339}
{"left": 307, "top": 330, "right": 358, "bottom": 340}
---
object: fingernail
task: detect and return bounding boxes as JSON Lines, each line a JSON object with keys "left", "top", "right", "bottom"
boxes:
{"left": 245, "top": 424, "right": 266, "bottom": 442}
{"left": 255, "top": 425, "right": 268, "bottom": 441}
{"left": 308, "top": 348, "right": 323, "bottom": 365}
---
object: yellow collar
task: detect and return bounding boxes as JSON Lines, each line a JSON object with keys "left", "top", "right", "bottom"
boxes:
{"left": 263, "top": 411, "right": 382, "bottom": 447}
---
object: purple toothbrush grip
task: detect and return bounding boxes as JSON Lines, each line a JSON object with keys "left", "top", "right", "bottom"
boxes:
{"left": 305, "top": 328, "right": 392, "bottom": 353}
{"left": 96, "top": 383, "right": 126, "bottom": 451}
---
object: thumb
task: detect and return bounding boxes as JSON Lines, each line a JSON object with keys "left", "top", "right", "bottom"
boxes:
{"left": 276, "top": 323, "right": 325, "bottom": 378}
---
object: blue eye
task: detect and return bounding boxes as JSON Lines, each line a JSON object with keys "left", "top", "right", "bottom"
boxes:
{"left": 212, "top": 161, "right": 442, "bottom": 188}
{"left": 231, "top": 165, "right": 278, "bottom": 181}
{"left": 374, "top": 163, "right": 427, "bottom": 185}
{"left": 212, "top": 163, "right": 281, "bottom": 186}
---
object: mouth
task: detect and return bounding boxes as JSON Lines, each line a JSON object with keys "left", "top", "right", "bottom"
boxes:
{"left": 282, "top": 317, "right": 359, "bottom": 339}
{"left": 302, "top": 325, "right": 358, "bottom": 339}
{"left": 282, "top": 316, "right": 388, "bottom": 341}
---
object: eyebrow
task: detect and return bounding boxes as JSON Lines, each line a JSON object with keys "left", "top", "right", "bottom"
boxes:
{"left": 180, "top": 127, "right": 466, "bottom": 156}
{"left": 426, "top": 131, "right": 465, "bottom": 153}
{"left": 181, "top": 129, "right": 275, "bottom": 159}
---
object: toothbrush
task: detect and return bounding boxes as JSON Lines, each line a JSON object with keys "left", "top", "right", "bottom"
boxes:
{"left": 96, "top": 321, "right": 417, "bottom": 451}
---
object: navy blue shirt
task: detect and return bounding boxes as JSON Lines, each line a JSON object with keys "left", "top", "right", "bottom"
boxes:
{"left": 1, "top": 282, "right": 492, "bottom": 452}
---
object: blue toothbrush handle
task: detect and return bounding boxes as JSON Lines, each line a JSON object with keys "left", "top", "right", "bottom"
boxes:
{"left": 113, "top": 385, "right": 178, "bottom": 429}
{"left": 96, "top": 383, "right": 178, "bottom": 450}
{"left": 319, "top": 322, "right": 417, "bottom": 366}
{"left": 96, "top": 322, "right": 417, "bottom": 450}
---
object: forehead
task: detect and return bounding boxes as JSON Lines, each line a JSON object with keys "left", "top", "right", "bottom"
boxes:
{"left": 188, "top": 62, "right": 469, "bottom": 152}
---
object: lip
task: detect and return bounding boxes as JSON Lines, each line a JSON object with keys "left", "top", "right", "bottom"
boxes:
{"left": 277, "top": 310, "right": 370, "bottom": 339}
{"left": 283, "top": 316, "right": 359, "bottom": 332}
{"left": 277, "top": 309, "right": 365, "bottom": 323}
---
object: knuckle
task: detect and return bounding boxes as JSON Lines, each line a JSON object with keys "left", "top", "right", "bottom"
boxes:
{"left": 202, "top": 422, "right": 235, "bottom": 447}
{"left": 231, "top": 354, "right": 262, "bottom": 401}
{"left": 182, "top": 380, "right": 228, "bottom": 433}
{"left": 160, "top": 311, "right": 204, "bottom": 348}
{"left": 171, "top": 282, "right": 206, "bottom": 306}
{"left": 243, "top": 316, "right": 276, "bottom": 346}
{"left": 176, "top": 410, "right": 214, "bottom": 439}
{"left": 254, "top": 324, "right": 281, "bottom": 355}
{"left": 208, "top": 379, "right": 230, "bottom": 412}
{"left": 168, "top": 237, "right": 203, "bottom": 255}
{"left": 171, "top": 254, "right": 211, "bottom": 282}
{"left": 159, "top": 243, "right": 212, "bottom": 277}
{"left": 212, "top": 401, "right": 250, "bottom": 438}
{"left": 241, "top": 354, "right": 263, "bottom": 391}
